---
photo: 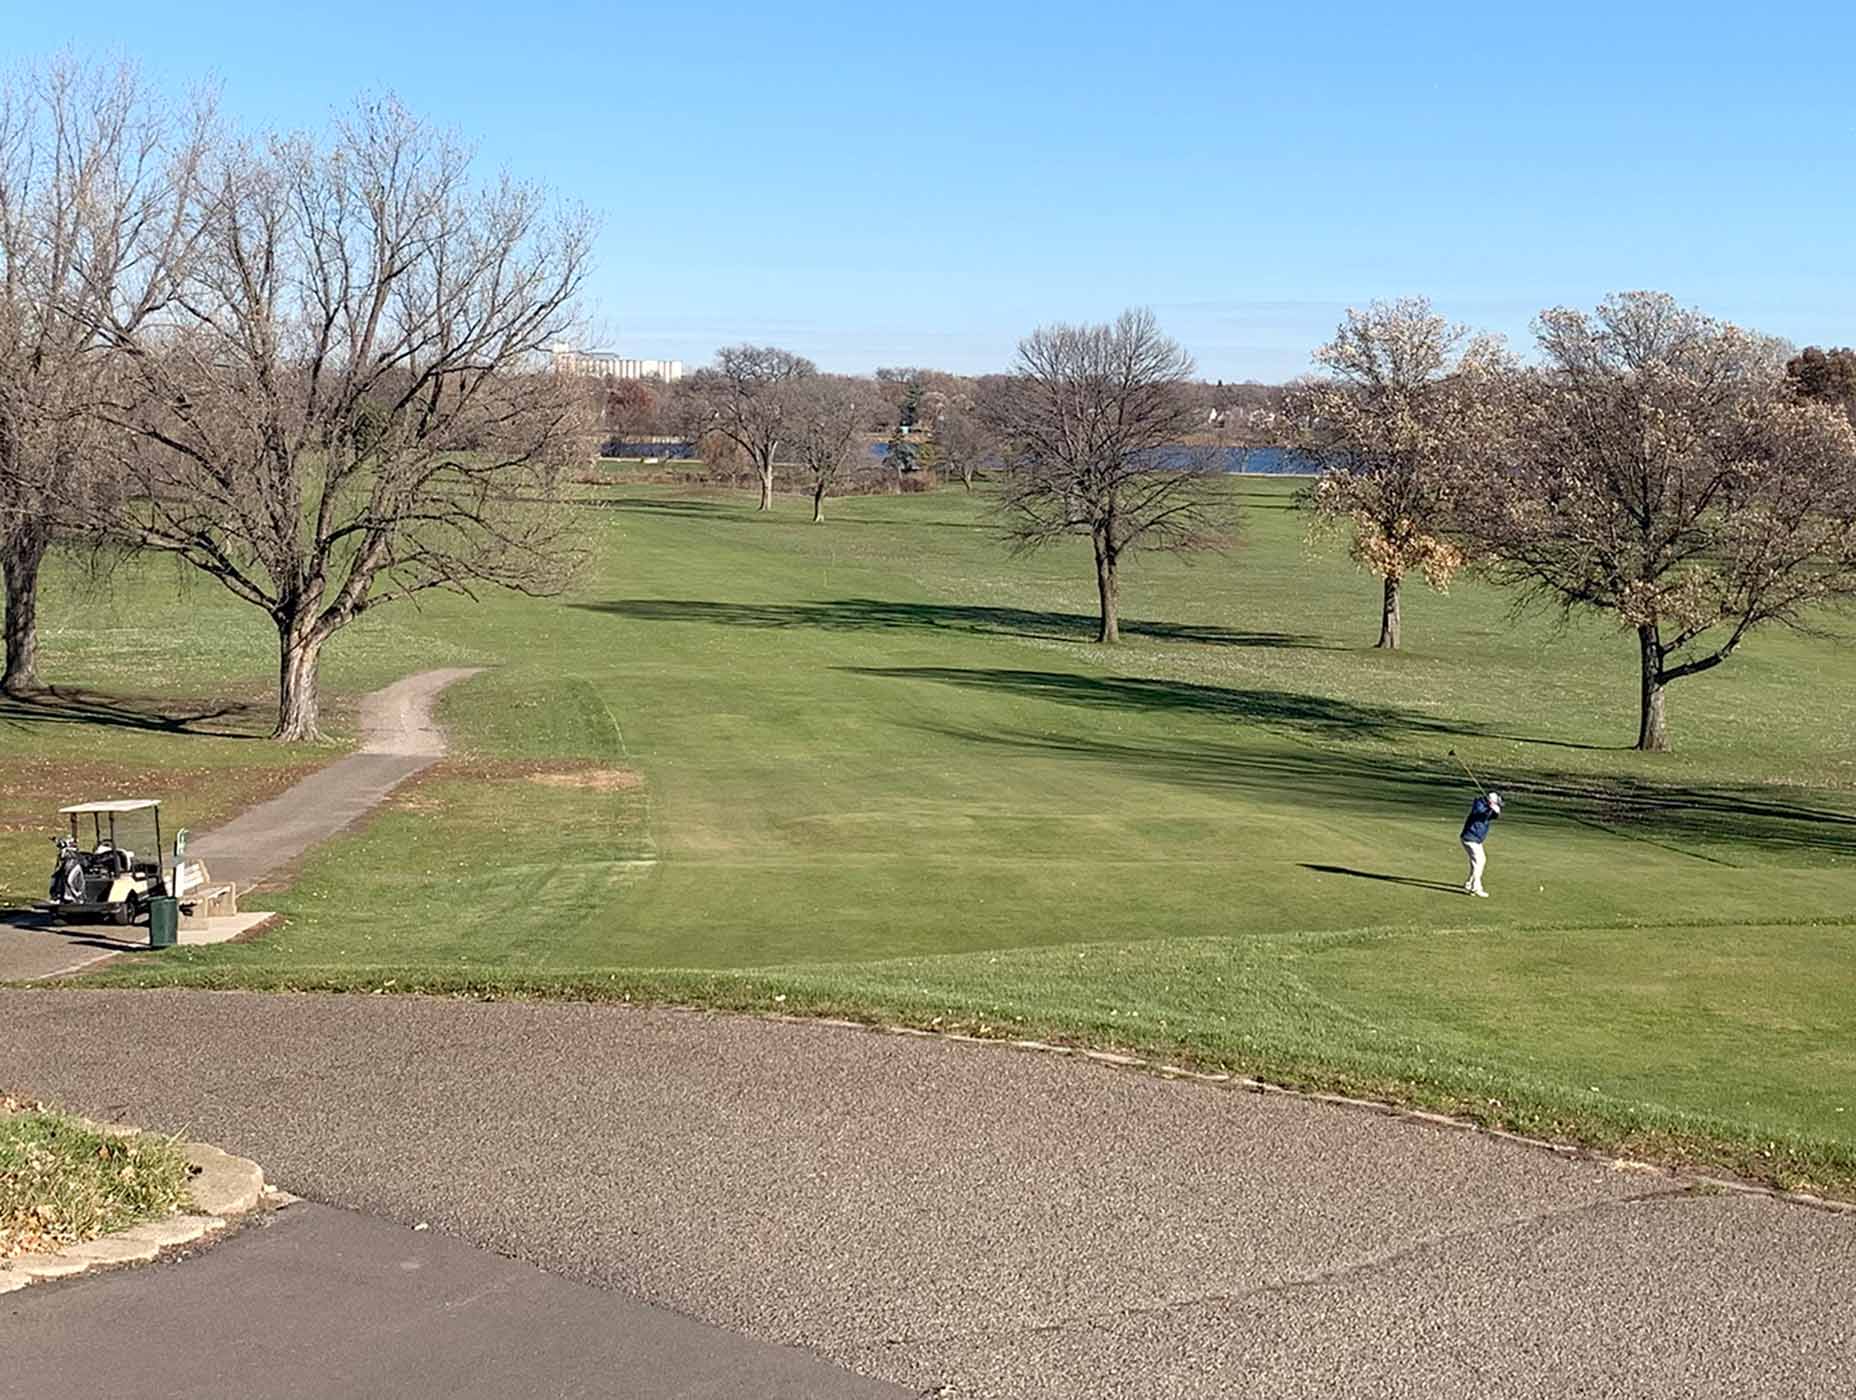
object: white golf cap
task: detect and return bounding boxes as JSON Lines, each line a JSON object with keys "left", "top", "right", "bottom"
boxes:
{"left": 1488, "top": 792, "right": 1503, "bottom": 812}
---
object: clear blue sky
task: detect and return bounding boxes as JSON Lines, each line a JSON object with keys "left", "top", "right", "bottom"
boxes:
{"left": 10, "top": 3, "right": 1855, "bottom": 379}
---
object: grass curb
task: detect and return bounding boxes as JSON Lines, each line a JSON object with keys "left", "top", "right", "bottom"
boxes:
{"left": 26, "top": 973, "right": 1856, "bottom": 1205}
{"left": 1, "top": 1102, "right": 191, "bottom": 1261}
{"left": 0, "top": 1100, "right": 271, "bottom": 1293}
{"left": 809, "top": 1014, "right": 1856, "bottom": 1218}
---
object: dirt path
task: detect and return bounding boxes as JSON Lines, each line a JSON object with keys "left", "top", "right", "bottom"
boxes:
{"left": 0, "top": 669, "right": 481, "bottom": 981}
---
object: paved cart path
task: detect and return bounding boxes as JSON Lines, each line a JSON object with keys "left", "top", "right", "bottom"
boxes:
{"left": 0, "top": 669, "right": 480, "bottom": 982}
{"left": 3, "top": 990, "right": 1851, "bottom": 1399}
{"left": 2, "top": 1202, "right": 902, "bottom": 1400}
{"left": 186, "top": 667, "right": 483, "bottom": 891}
{"left": 0, "top": 923, "right": 139, "bottom": 983}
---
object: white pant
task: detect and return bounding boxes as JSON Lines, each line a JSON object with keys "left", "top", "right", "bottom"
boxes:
{"left": 1462, "top": 840, "right": 1486, "bottom": 893}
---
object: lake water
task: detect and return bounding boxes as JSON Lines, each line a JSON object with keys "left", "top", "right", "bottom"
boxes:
{"left": 873, "top": 443, "right": 1313, "bottom": 474}
{"left": 1226, "top": 446, "right": 1315, "bottom": 475}
{"left": 603, "top": 440, "right": 1314, "bottom": 474}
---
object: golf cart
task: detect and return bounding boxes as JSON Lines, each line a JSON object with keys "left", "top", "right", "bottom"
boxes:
{"left": 39, "top": 800, "right": 169, "bottom": 926}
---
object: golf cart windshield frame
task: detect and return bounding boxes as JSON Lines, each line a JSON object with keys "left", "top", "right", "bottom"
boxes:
{"left": 61, "top": 801, "right": 163, "bottom": 873}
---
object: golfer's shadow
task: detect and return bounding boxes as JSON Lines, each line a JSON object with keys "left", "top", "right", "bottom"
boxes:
{"left": 1299, "top": 864, "right": 1466, "bottom": 894}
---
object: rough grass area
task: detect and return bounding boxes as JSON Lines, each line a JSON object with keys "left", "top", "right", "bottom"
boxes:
{"left": 0, "top": 1099, "right": 191, "bottom": 1258}
{"left": 10, "top": 476, "right": 1856, "bottom": 1197}
{"left": 0, "top": 560, "right": 475, "bottom": 905}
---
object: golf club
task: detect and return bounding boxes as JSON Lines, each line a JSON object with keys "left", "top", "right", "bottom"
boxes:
{"left": 1446, "top": 748, "right": 1485, "bottom": 792}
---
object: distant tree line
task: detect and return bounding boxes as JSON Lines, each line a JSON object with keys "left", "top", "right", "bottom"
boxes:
{"left": 587, "top": 360, "right": 1005, "bottom": 502}
{"left": 585, "top": 295, "right": 1856, "bottom": 753}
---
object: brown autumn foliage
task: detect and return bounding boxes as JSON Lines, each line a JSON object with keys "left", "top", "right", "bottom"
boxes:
{"left": 1286, "top": 297, "right": 1497, "bottom": 650}
{"left": 1460, "top": 292, "right": 1856, "bottom": 751}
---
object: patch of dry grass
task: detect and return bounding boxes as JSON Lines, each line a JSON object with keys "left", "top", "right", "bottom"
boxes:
{"left": 525, "top": 768, "right": 643, "bottom": 792}
{"left": 0, "top": 1097, "right": 191, "bottom": 1258}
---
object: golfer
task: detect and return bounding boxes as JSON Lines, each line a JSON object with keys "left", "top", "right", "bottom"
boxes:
{"left": 1460, "top": 791, "right": 1503, "bottom": 897}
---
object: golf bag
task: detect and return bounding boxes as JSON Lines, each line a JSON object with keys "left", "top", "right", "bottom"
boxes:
{"left": 49, "top": 837, "right": 86, "bottom": 903}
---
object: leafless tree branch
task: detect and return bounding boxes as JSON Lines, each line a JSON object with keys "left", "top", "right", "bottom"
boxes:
{"left": 982, "top": 308, "right": 1229, "bottom": 643}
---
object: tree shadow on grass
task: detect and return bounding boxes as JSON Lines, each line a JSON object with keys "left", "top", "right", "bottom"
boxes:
{"left": 580, "top": 498, "right": 752, "bottom": 521}
{"left": 1300, "top": 864, "right": 1469, "bottom": 894}
{"left": 577, "top": 598, "right": 1336, "bottom": 650}
{"left": 848, "top": 665, "right": 1471, "bottom": 740}
{"left": 822, "top": 515, "right": 1001, "bottom": 531}
{"left": 848, "top": 664, "right": 1613, "bottom": 751}
{"left": 914, "top": 722, "right": 1856, "bottom": 860}
{"left": 0, "top": 687, "right": 263, "bottom": 739}
{"left": 1232, "top": 486, "right": 1306, "bottom": 510}
{"left": 918, "top": 720, "right": 1477, "bottom": 807}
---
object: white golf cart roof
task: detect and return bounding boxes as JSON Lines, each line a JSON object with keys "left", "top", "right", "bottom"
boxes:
{"left": 60, "top": 800, "right": 161, "bottom": 814}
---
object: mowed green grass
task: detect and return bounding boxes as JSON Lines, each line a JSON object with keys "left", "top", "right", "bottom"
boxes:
{"left": 0, "top": 555, "right": 478, "bottom": 907}
{"left": 13, "top": 476, "right": 1856, "bottom": 1190}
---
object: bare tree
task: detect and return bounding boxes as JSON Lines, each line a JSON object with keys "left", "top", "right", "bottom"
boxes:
{"left": 0, "top": 61, "right": 207, "bottom": 694}
{"left": 786, "top": 374, "right": 877, "bottom": 522}
{"left": 924, "top": 378, "right": 998, "bottom": 492}
{"left": 1286, "top": 298, "right": 1499, "bottom": 649}
{"left": 1463, "top": 292, "right": 1856, "bottom": 751}
{"left": 100, "top": 97, "right": 596, "bottom": 740}
{"left": 682, "top": 345, "right": 815, "bottom": 510}
{"left": 986, "top": 309, "right": 1228, "bottom": 643}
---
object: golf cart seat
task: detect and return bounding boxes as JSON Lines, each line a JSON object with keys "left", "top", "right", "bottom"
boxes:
{"left": 84, "top": 847, "right": 132, "bottom": 877}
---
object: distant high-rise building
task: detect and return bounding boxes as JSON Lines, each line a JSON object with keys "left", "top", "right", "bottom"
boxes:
{"left": 548, "top": 343, "right": 684, "bottom": 382}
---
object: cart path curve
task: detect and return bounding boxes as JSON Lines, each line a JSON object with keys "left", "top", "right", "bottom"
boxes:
{"left": 184, "top": 667, "right": 483, "bottom": 891}
{"left": 0, "top": 668, "right": 481, "bottom": 981}
{"left": 7, "top": 1201, "right": 903, "bottom": 1400}
{"left": 1, "top": 990, "right": 1852, "bottom": 1399}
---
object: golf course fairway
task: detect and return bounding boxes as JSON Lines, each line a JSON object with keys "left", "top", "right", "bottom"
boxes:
{"left": 9, "top": 475, "right": 1855, "bottom": 1193}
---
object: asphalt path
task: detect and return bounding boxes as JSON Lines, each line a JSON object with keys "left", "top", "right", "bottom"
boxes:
{"left": 0, "top": 668, "right": 480, "bottom": 981}
{"left": 0, "top": 918, "right": 140, "bottom": 981}
{"left": 185, "top": 667, "right": 483, "bottom": 892}
{"left": 2, "top": 1202, "right": 902, "bottom": 1400}
{"left": 3, "top": 989, "right": 1851, "bottom": 1397}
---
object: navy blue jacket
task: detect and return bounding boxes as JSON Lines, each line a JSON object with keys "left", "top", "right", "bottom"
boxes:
{"left": 1461, "top": 797, "right": 1499, "bottom": 844}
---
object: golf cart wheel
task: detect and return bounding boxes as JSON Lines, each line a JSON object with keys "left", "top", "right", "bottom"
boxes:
{"left": 112, "top": 901, "right": 135, "bottom": 927}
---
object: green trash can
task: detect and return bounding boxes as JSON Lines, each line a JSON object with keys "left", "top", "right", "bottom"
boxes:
{"left": 148, "top": 896, "right": 179, "bottom": 949}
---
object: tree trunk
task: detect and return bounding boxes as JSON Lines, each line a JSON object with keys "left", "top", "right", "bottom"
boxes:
{"left": 274, "top": 617, "right": 327, "bottom": 742}
{"left": 1093, "top": 536, "right": 1120, "bottom": 644}
{"left": 2, "top": 531, "right": 48, "bottom": 696}
{"left": 812, "top": 480, "right": 826, "bottom": 523}
{"left": 1636, "top": 623, "right": 1668, "bottom": 752}
{"left": 961, "top": 470, "right": 974, "bottom": 493}
{"left": 758, "top": 462, "right": 774, "bottom": 511}
{"left": 1376, "top": 574, "right": 1401, "bottom": 650}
